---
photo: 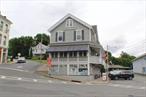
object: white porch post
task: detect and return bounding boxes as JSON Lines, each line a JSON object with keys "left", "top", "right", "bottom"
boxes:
{"left": 58, "top": 52, "right": 60, "bottom": 73}
{"left": 67, "top": 52, "right": 69, "bottom": 75}
{"left": 77, "top": 52, "right": 79, "bottom": 75}
{"left": 87, "top": 46, "right": 90, "bottom": 76}
{"left": 58, "top": 52, "right": 60, "bottom": 63}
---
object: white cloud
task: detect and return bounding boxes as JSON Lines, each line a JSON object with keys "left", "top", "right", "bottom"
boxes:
{"left": 0, "top": 0, "right": 145, "bottom": 57}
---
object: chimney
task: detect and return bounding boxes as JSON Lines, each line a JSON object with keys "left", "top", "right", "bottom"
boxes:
{"left": 92, "top": 25, "right": 97, "bottom": 33}
{"left": 92, "top": 25, "right": 99, "bottom": 43}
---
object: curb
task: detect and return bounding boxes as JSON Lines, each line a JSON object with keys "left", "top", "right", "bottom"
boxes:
{"left": 36, "top": 71, "right": 72, "bottom": 82}
{"left": 35, "top": 71, "right": 110, "bottom": 84}
{"left": 6, "top": 62, "right": 16, "bottom": 65}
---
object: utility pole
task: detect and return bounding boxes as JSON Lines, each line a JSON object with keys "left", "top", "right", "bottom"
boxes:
{"left": 106, "top": 45, "right": 109, "bottom": 81}
{"left": 40, "top": 34, "right": 43, "bottom": 61}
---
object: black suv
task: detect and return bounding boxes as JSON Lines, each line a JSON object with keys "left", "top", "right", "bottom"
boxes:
{"left": 108, "top": 70, "right": 134, "bottom": 80}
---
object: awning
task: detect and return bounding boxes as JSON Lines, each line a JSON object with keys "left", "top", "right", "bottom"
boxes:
{"left": 47, "top": 45, "right": 88, "bottom": 52}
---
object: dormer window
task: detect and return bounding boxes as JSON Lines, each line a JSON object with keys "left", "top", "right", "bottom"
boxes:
{"left": 66, "top": 19, "right": 73, "bottom": 27}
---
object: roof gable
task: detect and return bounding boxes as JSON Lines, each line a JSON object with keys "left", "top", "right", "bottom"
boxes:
{"left": 48, "top": 13, "right": 92, "bottom": 32}
{"left": 32, "top": 43, "right": 48, "bottom": 49}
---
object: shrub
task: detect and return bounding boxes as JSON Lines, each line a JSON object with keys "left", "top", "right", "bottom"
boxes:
{"left": 31, "top": 56, "right": 40, "bottom": 60}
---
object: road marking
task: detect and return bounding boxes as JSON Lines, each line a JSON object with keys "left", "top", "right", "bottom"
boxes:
{"left": 1, "top": 75, "right": 6, "bottom": 79}
{"left": 0, "top": 67, "right": 29, "bottom": 72}
{"left": 108, "top": 83, "right": 146, "bottom": 90}
{"left": 138, "top": 87, "right": 146, "bottom": 89}
{"left": 74, "top": 82, "right": 81, "bottom": 85}
{"left": 16, "top": 66, "right": 23, "bottom": 69}
{"left": 33, "top": 79, "right": 38, "bottom": 82}
{"left": 85, "top": 82, "right": 93, "bottom": 85}
{"left": 48, "top": 80, "right": 52, "bottom": 83}
{"left": 61, "top": 81, "right": 67, "bottom": 84}
{"left": 17, "top": 77, "right": 22, "bottom": 80}
{"left": 125, "top": 85, "right": 133, "bottom": 88}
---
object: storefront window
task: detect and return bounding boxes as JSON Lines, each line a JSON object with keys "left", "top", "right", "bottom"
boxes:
{"left": 78, "top": 64, "right": 88, "bottom": 75}
{"left": 69, "top": 64, "right": 78, "bottom": 75}
{"left": 51, "top": 65, "right": 58, "bottom": 73}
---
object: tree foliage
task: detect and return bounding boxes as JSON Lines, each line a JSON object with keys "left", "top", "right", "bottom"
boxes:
{"left": 9, "top": 36, "right": 34, "bottom": 58}
{"left": 109, "top": 51, "right": 136, "bottom": 67}
{"left": 8, "top": 33, "right": 50, "bottom": 58}
{"left": 34, "top": 33, "right": 50, "bottom": 45}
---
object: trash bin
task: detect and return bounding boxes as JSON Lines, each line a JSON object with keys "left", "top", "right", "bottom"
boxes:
{"left": 102, "top": 73, "right": 107, "bottom": 81}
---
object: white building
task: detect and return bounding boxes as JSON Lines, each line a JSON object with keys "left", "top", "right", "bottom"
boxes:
{"left": 32, "top": 42, "right": 49, "bottom": 56}
{"left": 132, "top": 53, "right": 146, "bottom": 75}
{"left": 0, "top": 12, "right": 12, "bottom": 63}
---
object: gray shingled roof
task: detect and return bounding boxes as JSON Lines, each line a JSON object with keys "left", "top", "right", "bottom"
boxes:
{"left": 47, "top": 45, "right": 88, "bottom": 52}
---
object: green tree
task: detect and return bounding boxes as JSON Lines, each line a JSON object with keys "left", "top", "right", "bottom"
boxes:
{"left": 34, "top": 33, "right": 50, "bottom": 45}
{"left": 110, "top": 51, "right": 136, "bottom": 67}
{"left": 8, "top": 36, "right": 34, "bottom": 58}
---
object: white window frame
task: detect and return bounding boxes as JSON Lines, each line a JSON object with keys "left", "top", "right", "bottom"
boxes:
{"left": 3, "top": 36, "right": 6, "bottom": 45}
{"left": 76, "top": 29, "right": 82, "bottom": 41}
{"left": 66, "top": 19, "right": 73, "bottom": 27}
{"left": 0, "top": 21, "right": 4, "bottom": 31}
{"left": 5, "top": 24, "right": 9, "bottom": 33}
{"left": 58, "top": 31, "right": 64, "bottom": 42}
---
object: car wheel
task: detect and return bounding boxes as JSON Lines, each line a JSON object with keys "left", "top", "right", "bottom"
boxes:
{"left": 124, "top": 78, "right": 127, "bottom": 80}
{"left": 128, "top": 76, "right": 132, "bottom": 80}
{"left": 110, "top": 78, "right": 113, "bottom": 80}
{"left": 114, "top": 76, "right": 119, "bottom": 80}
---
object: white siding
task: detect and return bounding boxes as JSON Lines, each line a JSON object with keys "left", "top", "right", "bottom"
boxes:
{"left": 133, "top": 57, "right": 146, "bottom": 74}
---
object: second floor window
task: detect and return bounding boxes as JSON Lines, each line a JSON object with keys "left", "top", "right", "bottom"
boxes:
{"left": 5, "top": 24, "right": 9, "bottom": 33}
{"left": 3, "top": 36, "right": 6, "bottom": 45}
{"left": 66, "top": 19, "right": 73, "bottom": 27}
{"left": 0, "top": 21, "right": 4, "bottom": 31}
{"left": 56, "top": 31, "right": 65, "bottom": 42}
{"left": 74, "top": 30, "right": 84, "bottom": 41}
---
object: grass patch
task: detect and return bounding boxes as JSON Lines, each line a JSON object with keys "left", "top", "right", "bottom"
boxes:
{"left": 31, "top": 59, "right": 47, "bottom": 64}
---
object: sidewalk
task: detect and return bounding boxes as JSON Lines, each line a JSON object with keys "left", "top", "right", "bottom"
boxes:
{"left": 36, "top": 64, "right": 110, "bottom": 84}
{"left": 83, "top": 77, "right": 110, "bottom": 84}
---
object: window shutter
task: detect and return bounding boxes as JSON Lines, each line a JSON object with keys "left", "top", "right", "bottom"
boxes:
{"left": 56, "top": 32, "right": 58, "bottom": 42}
{"left": 74, "top": 31, "right": 76, "bottom": 41}
{"left": 82, "top": 30, "right": 84, "bottom": 40}
{"left": 63, "top": 32, "right": 65, "bottom": 41}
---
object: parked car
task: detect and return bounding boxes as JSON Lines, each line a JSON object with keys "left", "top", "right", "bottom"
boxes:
{"left": 17, "top": 57, "right": 26, "bottom": 63}
{"left": 108, "top": 70, "right": 134, "bottom": 80}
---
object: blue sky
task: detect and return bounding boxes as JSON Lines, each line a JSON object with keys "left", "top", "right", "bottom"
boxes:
{"left": 0, "top": 0, "right": 145, "bottom": 57}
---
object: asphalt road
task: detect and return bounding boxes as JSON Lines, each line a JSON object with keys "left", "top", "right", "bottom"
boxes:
{"left": 0, "top": 60, "right": 146, "bottom": 97}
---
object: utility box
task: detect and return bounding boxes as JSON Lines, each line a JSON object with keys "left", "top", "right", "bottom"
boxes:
{"left": 102, "top": 73, "right": 107, "bottom": 81}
